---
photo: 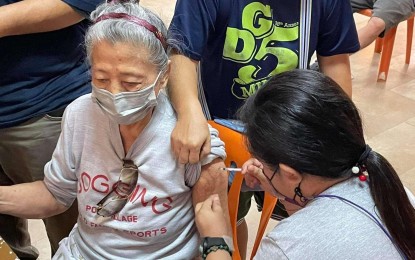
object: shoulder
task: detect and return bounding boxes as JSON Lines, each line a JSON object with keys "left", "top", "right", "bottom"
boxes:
{"left": 156, "top": 91, "right": 176, "bottom": 119}
{"left": 148, "top": 91, "right": 177, "bottom": 132}
{"left": 65, "top": 93, "right": 94, "bottom": 114}
{"left": 169, "top": 0, "right": 222, "bottom": 22}
{"left": 266, "top": 184, "right": 360, "bottom": 245}
{"left": 63, "top": 93, "right": 105, "bottom": 127}
{"left": 168, "top": 0, "right": 224, "bottom": 59}
{"left": 255, "top": 234, "right": 289, "bottom": 260}
{"left": 173, "top": 0, "right": 221, "bottom": 11}
{"left": 314, "top": 0, "right": 353, "bottom": 16}
{"left": 61, "top": 0, "right": 103, "bottom": 14}
{"left": 321, "top": 0, "right": 350, "bottom": 7}
{"left": 262, "top": 205, "right": 342, "bottom": 258}
{"left": 265, "top": 181, "right": 397, "bottom": 258}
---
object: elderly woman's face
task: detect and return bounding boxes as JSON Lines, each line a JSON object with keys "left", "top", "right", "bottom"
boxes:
{"left": 91, "top": 40, "right": 161, "bottom": 94}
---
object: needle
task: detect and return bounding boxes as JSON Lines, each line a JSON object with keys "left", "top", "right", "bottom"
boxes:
{"left": 220, "top": 167, "right": 242, "bottom": 172}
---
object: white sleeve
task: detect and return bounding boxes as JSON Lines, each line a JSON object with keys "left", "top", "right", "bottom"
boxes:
{"left": 43, "top": 106, "right": 78, "bottom": 207}
{"left": 184, "top": 163, "right": 202, "bottom": 187}
{"left": 201, "top": 123, "right": 226, "bottom": 166}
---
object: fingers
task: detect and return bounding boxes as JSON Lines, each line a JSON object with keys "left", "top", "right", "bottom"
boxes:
{"left": 180, "top": 142, "right": 207, "bottom": 164}
{"left": 245, "top": 174, "right": 260, "bottom": 188}
{"left": 195, "top": 200, "right": 203, "bottom": 214}
{"left": 187, "top": 149, "right": 199, "bottom": 165}
{"left": 196, "top": 194, "right": 216, "bottom": 215}
{"left": 196, "top": 194, "right": 220, "bottom": 213}
{"left": 171, "top": 133, "right": 180, "bottom": 159}
{"left": 174, "top": 138, "right": 203, "bottom": 164}
{"left": 252, "top": 158, "right": 263, "bottom": 169}
{"left": 241, "top": 158, "right": 263, "bottom": 174}
{"left": 195, "top": 194, "right": 227, "bottom": 238}
{"left": 195, "top": 195, "right": 212, "bottom": 215}
{"left": 247, "top": 164, "right": 264, "bottom": 179}
{"left": 244, "top": 164, "right": 263, "bottom": 188}
{"left": 200, "top": 194, "right": 216, "bottom": 210}
{"left": 178, "top": 146, "right": 191, "bottom": 164}
{"left": 199, "top": 136, "right": 211, "bottom": 161}
{"left": 171, "top": 123, "right": 211, "bottom": 164}
{"left": 210, "top": 194, "right": 222, "bottom": 212}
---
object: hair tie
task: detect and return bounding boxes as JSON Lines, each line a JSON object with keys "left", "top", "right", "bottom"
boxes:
{"left": 358, "top": 144, "right": 372, "bottom": 164}
{"left": 351, "top": 144, "right": 372, "bottom": 182}
{"left": 94, "top": 12, "right": 167, "bottom": 50}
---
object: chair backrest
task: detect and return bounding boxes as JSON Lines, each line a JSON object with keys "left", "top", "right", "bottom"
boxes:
{"left": 0, "top": 237, "right": 17, "bottom": 260}
{"left": 209, "top": 121, "right": 277, "bottom": 260}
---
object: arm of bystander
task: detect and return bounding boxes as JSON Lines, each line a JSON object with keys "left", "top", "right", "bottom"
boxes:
{"left": 168, "top": 53, "right": 211, "bottom": 164}
{"left": 318, "top": 54, "right": 353, "bottom": 97}
{"left": 0, "top": 0, "right": 95, "bottom": 37}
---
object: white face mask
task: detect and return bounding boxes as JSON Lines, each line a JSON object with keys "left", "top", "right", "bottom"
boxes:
{"left": 91, "top": 72, "right": 162, "bottom": 125}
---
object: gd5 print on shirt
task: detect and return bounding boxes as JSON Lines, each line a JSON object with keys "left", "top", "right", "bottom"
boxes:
{"left": 223, "top": 2, "right": 299, "bottom": 101}
{"left": 170, "top": 0, "right": 359, "bottom": 119}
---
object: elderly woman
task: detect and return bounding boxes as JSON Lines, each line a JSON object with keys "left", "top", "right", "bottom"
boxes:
{"left": 195, "top": 70, "right": 415, "bottom": 260}
{"left": 0, "top": 1, "right": 230, "bottom": 259}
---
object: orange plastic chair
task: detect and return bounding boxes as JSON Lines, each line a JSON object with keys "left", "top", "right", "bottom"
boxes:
{"left": 209, "top": 121, "right": 278, "bottom": 260}
{"left": 0, "top": 237, "right": 17, "bottom": 260}
{"left": 358, "top": 9, "right": 414, "bottom": 81}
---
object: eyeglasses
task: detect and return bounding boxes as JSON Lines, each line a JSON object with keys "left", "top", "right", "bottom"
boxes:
{"left": 96, "top": 159, "right": 139, "bottom": 217}
{"left": 263, "top": 167, "right": 285, "bottom": 198}
{"left": 264, "top": 167, "right": 279, "bottom": 185}
{"left": 263, "top": 167, "right": 303, "bottom": 207}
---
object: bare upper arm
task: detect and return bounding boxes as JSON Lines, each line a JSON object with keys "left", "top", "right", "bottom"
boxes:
{"left": 0, "top": 0, "right": 84, "bottom": 37}
{"left": 317, "top": 53, "right": 353, "bottom": 97}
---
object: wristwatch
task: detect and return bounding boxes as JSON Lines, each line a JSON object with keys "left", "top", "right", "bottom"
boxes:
{"left": 199, "top": 236, "right": 233, "bottom": 260}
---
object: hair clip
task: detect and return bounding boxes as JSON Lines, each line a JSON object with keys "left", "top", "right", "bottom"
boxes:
{"left": 352, "top": 165, "right": 368, "bottom": 182}
{"left": 352, "top": 145, "right": 372, "bottom": 182}
{"left": 358, "top": 172, "right": 369, "bottom": 182}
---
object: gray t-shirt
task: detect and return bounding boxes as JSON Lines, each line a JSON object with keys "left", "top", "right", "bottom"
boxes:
{"left": 256, "top": 177, "right": 415, "bottom": 260}
{"left": 44, "top": 92, "right": 226, "bottom": 259}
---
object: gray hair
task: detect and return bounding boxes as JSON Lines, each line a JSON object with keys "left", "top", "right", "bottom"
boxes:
{"left": 85, "top": 1, "right": 168, "bottom": 73}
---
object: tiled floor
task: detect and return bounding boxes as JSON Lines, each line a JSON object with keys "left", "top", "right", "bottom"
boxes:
{"left": 26, "top": 1, "right": 415, "bottom": 259}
